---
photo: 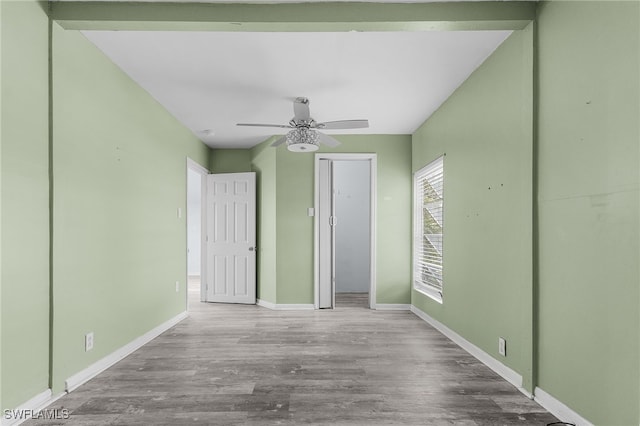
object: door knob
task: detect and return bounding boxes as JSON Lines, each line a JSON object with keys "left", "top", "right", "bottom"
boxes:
{"left": 249, "top": 247, "right": 257, "bottom": 251}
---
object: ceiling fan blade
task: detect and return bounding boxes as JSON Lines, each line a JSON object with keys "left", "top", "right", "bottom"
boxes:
{"left": 316, "top": 119, "right": 369, "bottom": 130}
{"left": 317, "top": 132, "right": 341, "bottom": 148}
{"left": 293, "top": 97, "right": 311, "bottom": 122}
{"left": 271, "top": 135, "right": 287, "bottom": 147}
{"left": 237, "top": 123, "right": 292, "bottom": 129}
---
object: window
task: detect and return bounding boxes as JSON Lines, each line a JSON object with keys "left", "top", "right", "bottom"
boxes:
{"left": 413, "top": 156, "right": 444, "bottom": 303}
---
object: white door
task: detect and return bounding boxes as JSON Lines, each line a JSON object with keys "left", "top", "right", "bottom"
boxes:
{"left": 318, "top": 159, "right": 335, "bottom": 309}
{"left": 205, "top": 172, "right": 256, "bottom": 304}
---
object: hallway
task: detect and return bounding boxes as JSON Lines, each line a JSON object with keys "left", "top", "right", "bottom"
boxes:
{"left": 26, "top": 287, "right": 558, "bottom": 425}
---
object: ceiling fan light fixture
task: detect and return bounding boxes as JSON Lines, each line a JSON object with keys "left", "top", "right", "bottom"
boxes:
{"left": 286, "top": 127, "right": 319, "bottom": 152}
{"left": 239, "top": 97, "right": 367, "bottom": 150}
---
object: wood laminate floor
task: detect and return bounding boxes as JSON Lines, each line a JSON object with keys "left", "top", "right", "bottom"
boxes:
{"left": 26, "top": 278, "right": 559, "bottom": 425}
{"left": 335, "top": 292, "right": 369, "bottom": 309}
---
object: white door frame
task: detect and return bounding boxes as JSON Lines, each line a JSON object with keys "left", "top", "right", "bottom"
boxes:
{"left": 313, "top": 153, "right": 377, "bottom": 309}
{"left": 186, "top": 157, "right": 209, "bottom": 307}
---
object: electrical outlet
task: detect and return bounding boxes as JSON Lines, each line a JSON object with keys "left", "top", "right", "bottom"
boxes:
{"left": 175, "top": 281, "right": 180, "bottom": 292}
{"left": 498, "top": 337, "right": 506, "bottom": 356}
{"left": 85, "top": 332, "right": 94, "bottom": 352}
{"left": 177, "top": 207, "right": 182, "bottom": 219}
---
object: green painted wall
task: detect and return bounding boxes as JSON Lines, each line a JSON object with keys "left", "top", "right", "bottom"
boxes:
{"left": 275, "top": 135, "right": 412, "bottom": 305}
{"left": 251, "top": 140, "right": 277, "bottom": 303}
{"left": 50, "top": 24, "right": 209, "bottom": 394}
{"left": 1, "top": 9, "right": 211, "bottom": 408}
{"left": 412, "top": 27, "right": 535, "bottom": 389}
{"left": 209, "top": 149, "right": 252, "bottom": 173}
{"left": 206, "top": 136, "right": 412, "bottom": 306}
{"left": 1, "top": 0, "right": 51, "bottom": 411}
{"left": 50, "top": 1, "right": 536, "bottom": 33}
{"left": 536, "top": 2, "right": 639, "bottom": 424}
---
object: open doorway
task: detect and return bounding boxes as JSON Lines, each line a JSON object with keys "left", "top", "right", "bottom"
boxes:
{"left": 186, "top": 158, "right": 208, "bottom": 310}
{"left": 334, "top": 161, "right": 371, "bottom": 308}
{"left": 314, "top": 153, "right": 377, "bottom": 310}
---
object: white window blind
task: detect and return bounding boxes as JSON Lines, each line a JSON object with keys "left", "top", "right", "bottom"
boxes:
{"left": 413, "top": 156, "right": 444, "bottom": 302}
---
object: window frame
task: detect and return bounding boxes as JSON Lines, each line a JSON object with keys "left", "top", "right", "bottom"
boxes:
{"left": 413, "top": 155, "right": 445, "bottom": 304}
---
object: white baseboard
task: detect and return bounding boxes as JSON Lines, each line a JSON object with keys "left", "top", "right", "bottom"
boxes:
{"left": 257, "top": 299, "right": 314, "bottom": 310}
{"left": 374, "top": 304, "right": 411, "bottom": 311}
{"left": 534, "top": 387, "right": 593, "bottom": 426}
{"left": 65, "top": 311, "right": 188, "bottom": 392}
{"left": 410, "top": 305, "right": 524, "bottom": 392}
{"left": 256, "top": 299, "right": 277, "bottom": 309}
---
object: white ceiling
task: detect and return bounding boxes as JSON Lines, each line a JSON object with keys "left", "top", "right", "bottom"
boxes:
{"left": 82, "top": 29, "right": 511, "bottom": 148}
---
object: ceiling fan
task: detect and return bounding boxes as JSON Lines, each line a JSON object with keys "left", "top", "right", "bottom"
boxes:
{"left": 237, "top": 97, "right": 369, "bottom": 152}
